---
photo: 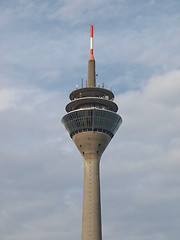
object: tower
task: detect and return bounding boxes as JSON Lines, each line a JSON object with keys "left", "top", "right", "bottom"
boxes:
{"left": 61, "top": 26, "right": 122, "bottom": 240}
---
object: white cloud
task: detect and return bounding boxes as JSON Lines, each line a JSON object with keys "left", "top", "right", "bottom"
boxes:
{"left": 116, "top": 70, "right": 180, "bottom": 143}
{"left": 0, "top": 85, "right": 82, "bottom": 240}
{"left": 144, "top": 70, "right": 180, "bottom": 107}
{"left": 100, "top": 70, "right": 180, "bottom": 239}
{"left": 0, "top": 89, "right": 19, "bottom": 111}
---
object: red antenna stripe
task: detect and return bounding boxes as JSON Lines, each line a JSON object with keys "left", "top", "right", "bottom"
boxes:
{"left": 90, "top": 25, "right": 93, "bottom": 38}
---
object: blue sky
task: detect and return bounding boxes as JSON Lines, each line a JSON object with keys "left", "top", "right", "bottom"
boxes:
{"left": 0, "top": 1, "right": 180, "bottom": 240}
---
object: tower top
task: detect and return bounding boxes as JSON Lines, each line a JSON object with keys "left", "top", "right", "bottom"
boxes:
{"left": 88, "top": 25, "right": 96, "bottom": 87}
{"left": 89, "top": 25, "right": 95, "bottom": 61}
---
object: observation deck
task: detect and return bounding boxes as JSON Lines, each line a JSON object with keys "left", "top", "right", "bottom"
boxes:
{"left": 62, "top": 24, "right": 122, "bottom": 140}
{"left": 62, "top": 108, "right": 121, "bottom": 138}
{"left": 70, "top": 87, "right": 114, "bottom": 100}
{"left": 62, "top": 85, "right": 122, "bottom": 138}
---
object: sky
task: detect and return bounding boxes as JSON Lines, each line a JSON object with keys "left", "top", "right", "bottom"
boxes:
{"left": 0, "top": 0, "right": 180, "bottom": 239}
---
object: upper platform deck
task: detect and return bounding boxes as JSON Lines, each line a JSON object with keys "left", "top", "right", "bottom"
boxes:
{"left": 69, "top": 87, "right": 114, "bottom": 101}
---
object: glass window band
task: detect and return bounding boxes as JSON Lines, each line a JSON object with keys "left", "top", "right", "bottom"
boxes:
{"left": 61, "top": 108, "right": 122, "bottom": 138}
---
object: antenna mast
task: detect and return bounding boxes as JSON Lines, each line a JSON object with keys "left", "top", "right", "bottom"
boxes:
{"left": 88, "top": 25, "right": 96, "bottom": 87}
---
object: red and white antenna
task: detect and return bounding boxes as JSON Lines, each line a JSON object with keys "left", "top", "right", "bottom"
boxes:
{"left": 89, "top": 25, "right": 95, "bottom": 60}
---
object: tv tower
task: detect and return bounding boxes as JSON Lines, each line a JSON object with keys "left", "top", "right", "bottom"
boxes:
{"left": 62, "top": 26, "right": 122, "bottom": 240}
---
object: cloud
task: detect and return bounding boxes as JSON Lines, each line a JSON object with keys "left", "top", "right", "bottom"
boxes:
{"left": 0, "top": 89, "right": 19, "bottom": 111}
{"left": 116, "top": 70, "right": 180, "bottom": 143}
{"left": 100, "top": 70, "right": 180, "bottom": 239}
{"left": 49, "top": 0, "right": 124, "bottom": 25}
{"left": 0, "top": 85, "right": 83, "bottom": 240}
{"left": 144, "top": 70, "right": 180, "bottom": 107}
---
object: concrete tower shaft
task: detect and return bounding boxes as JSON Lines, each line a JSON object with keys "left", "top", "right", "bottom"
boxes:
{"left": 61, "top": 25, "right": 122, "bottom": 240}
{"left": 73, "top": 131, "right": 111, "bottom": 240}
{"left": 88, "top": 60, "right": 96, "bottom": 87}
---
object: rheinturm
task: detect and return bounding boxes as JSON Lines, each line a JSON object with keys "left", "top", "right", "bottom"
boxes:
{"left": 62, "top": 26, "right": 122, "bottom": 240}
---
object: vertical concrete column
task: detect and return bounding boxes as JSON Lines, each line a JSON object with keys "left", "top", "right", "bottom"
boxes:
{"left": 82, "top": 157, "right": 102, "bottom": 240}
{"left": 72, "top": 131, "right": 111, "bottom": 240}
{"left": 88, "top": 60, "right": 96, "bottom": 87}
